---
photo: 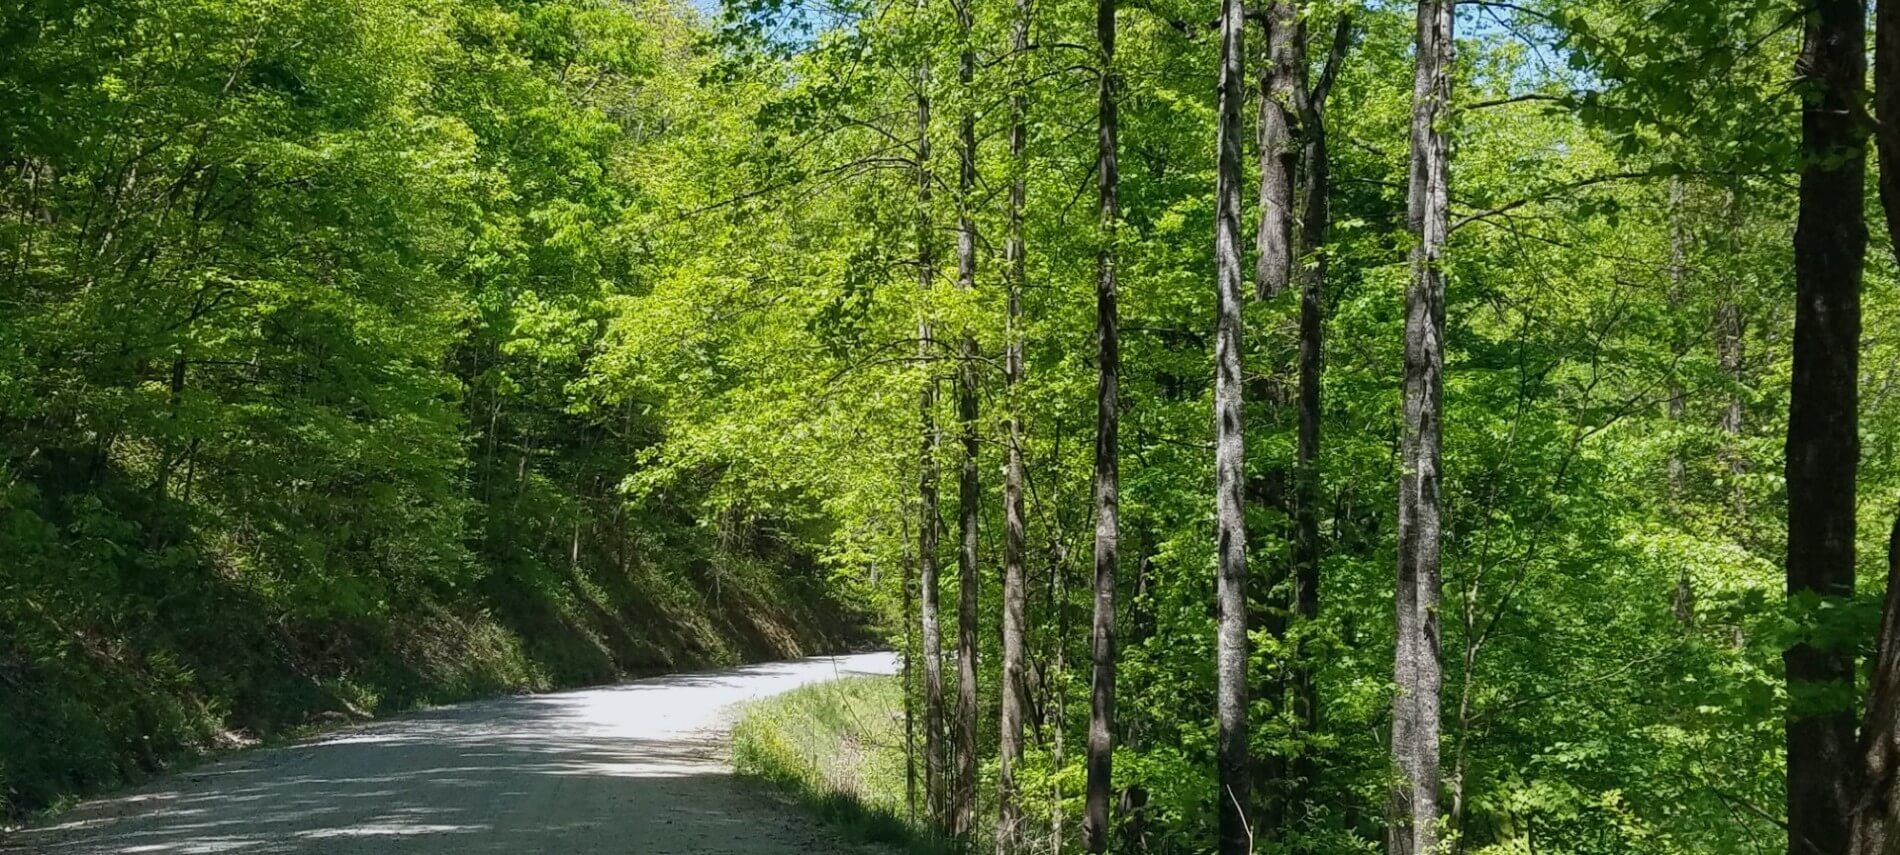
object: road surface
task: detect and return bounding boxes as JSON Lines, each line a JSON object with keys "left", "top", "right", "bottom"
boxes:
{"left": 3, "top": 652, "right": 898, "bottom": 854}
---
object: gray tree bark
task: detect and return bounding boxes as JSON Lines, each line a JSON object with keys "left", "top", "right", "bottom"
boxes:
{"left": 1665, "top": 178, "right": 1695, "bottom": 625}
{"left": 1664, "top": 177, "right": 1688, "bottom": 510}
{"left": 952, "top": 0, "right": 981, "bottom": 836}
{"left": 1785, "top": 3, "right": 1865, "bottom": 854}
{"left": 996, "top": 0, "right": 1032, "bottom": 846}
{"left": 1254, "top": 2, "right": 1297, "bottom": 300}
{"left": 1213, "top": 0, "right": 1250, "bottom": 848}
{"left": 1716, "top": 274, "right": 1745, "bottom": 523}
{"left": 1083, "top": 0, "right": 1121, "bottom": 847}
{"left": 1390, "top": 1, "right": 1450, "bottom": 853}
{"left": 913, "top": 31, "right": 947, "bottom": 830}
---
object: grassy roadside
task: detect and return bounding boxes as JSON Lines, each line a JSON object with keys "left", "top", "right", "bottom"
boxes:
{"left": 731, "top": 675, "right": 956, "bottom": 854}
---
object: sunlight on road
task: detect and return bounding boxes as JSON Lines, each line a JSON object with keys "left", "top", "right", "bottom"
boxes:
{"left": 3, "top": 654, "right": 896, "bottom": 855}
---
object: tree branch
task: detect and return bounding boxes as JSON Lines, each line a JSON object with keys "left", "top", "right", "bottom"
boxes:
{"left": 1463, "top": 92, "right": 1568, "bottom": 111}
{"left": 1452, "top": 170, "right": 1662, "bottom": 231}
{"left": 1310, "top": 13, "right": 1354, "bottom": 110}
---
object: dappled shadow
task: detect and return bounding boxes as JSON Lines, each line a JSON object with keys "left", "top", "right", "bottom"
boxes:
{"left": 1, "top": 654, "right": 897, "bottom": 854}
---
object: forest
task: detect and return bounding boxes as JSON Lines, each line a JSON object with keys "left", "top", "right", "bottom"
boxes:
{"left": 2, "top": 0, "right": 1899, "bottom": 852}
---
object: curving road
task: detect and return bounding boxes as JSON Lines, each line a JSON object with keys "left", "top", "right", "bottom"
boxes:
{"left": 3, "top": 652, "right": 897, "bottom": 854}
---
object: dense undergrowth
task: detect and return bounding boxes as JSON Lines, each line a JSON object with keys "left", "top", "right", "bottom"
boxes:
{"left": 732, "top": 675, "right": 952, "bottom": 855}
{"left": 1, "top": 460, "right": 870, "bottom": 818}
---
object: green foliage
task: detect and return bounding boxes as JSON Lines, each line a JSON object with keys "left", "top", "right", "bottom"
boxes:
{"left": 0, "top": 0, "right": 868, "bottom": 818}
{"left": 4, "top": 0, "right": 1897, "bottom": 850}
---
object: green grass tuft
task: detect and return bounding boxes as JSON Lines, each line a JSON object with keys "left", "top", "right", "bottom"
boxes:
{"left": 731, "top": 675, "right": 958, "bottom": 855}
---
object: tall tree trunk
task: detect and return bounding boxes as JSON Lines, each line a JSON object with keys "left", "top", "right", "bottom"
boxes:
{"left": 952, "top": 0, "right": 981, "bottom": 836}
{"left": 996, "top": 0, "right": 1032, "bottom": 845}
{"left": 915, "top": 35, "right": 948, "bottom": 830}
{"left": 1665, "top": 178, "right": 1695, "bottom": 625}
{"left": 1391, "top": 1, "right": 1450, "bottom": 853}
{"left": 919, "top": 275, "right": 947, "bottom": 829}
{"left": 1715, "top": 196, "right": 1747, "bottom": 522}
{"left": 1715, "top": 294, "right": 1746, "bottom": 515}
{"left": 1852, "top": 8, "right": 1900, "bottom": 850}
{"left": 1852, "top": 515, "right": 1900, "bottom": 854}
{"left": 1665, "top": 177, "right": 1688, "bottom": 510}
{"left": 1290, "top": 12, "right": 1348, "bottom": 835}
{"left": 1786, "top": 3, "right": 1866, "bottom": 854}
{"left": 1082, "top": 0, "right": 1121, "bottom": 844}
{"left": 1253, "top": 4, "right": 1304, "bottom": 831}
{"left": 1213, "top": 0, "right": 1250, "bottom": 848}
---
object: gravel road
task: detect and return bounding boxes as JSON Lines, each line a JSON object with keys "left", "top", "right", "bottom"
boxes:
{"left": 2, "top": 652, "right": 898, "bottom": 854}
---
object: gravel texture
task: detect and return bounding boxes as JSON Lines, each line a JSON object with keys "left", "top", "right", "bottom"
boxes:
{"left": 2, "top": 652, "right": 899, "bottom": 854}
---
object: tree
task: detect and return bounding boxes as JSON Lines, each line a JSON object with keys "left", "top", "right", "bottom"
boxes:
{"left": 1785, "top": 2, "right": 1865, "bottom": 853}
{"left": 1213, "top": 0, "right": 1251, "bottom": 847}
{"left": 913, "top": 0, "right": 948, "bottom": 821}
{"left": 1391, "top": 0, "right": 1451, "bottom": 853}
{"left": 1851, "top": 4, "right": 1900, "bottom": 851}
{"left": 996, "top": 0, "right": 1034, "bottom": 844}
{"left": 1292, "top": 8, "right": 1351, "bottom": 832}
{"left": 950, "top": 0, "right": 983, "bottom": 835}
{"left": 1082, "top": 0, "right": 1122, "bottom": 842}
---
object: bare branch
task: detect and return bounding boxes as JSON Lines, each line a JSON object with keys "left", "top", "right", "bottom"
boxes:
{"left": 1463, "top": 92, "right": 1568, "bottom": 111}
